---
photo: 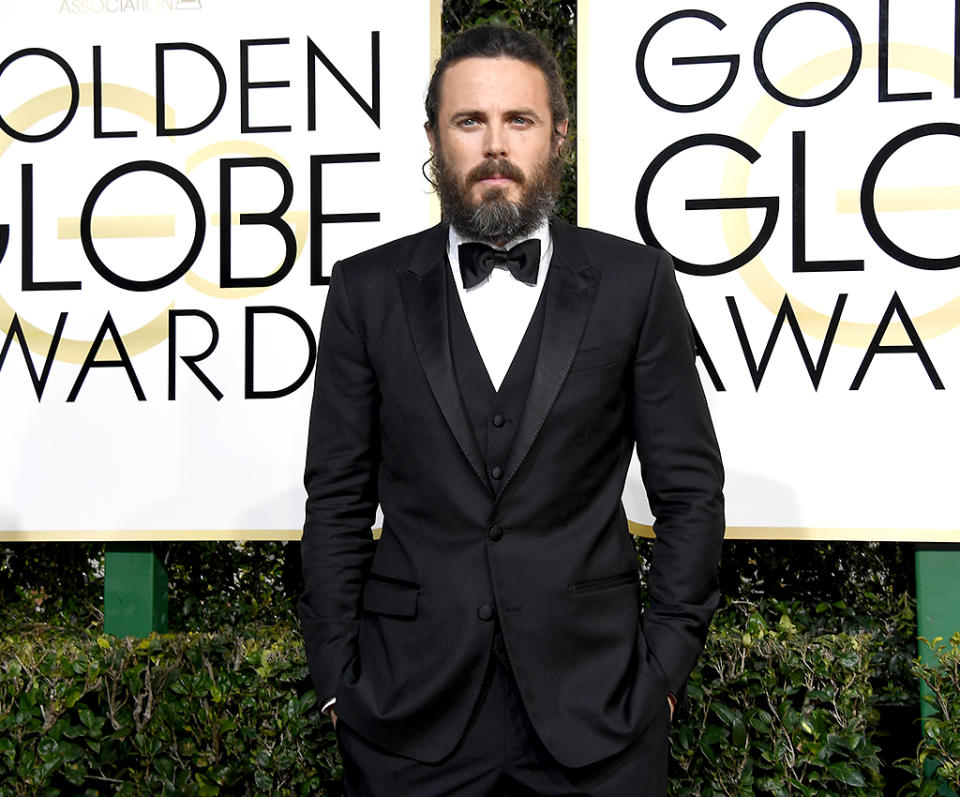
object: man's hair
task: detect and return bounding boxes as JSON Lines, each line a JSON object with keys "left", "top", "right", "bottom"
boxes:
{"left": 424, "top": 25, "right": 570, "bottom": 140}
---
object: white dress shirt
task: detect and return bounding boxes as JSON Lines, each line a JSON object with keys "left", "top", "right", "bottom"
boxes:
{"left": 447, "top": 221, "right": 553, "bottom": 390}
{"left": 321, "top": 222, "right": 553, "bottom": 716}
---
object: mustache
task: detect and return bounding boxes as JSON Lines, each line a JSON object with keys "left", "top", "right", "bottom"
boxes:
{"left": 466, "top": 158, "right": 526, "bottom": 185}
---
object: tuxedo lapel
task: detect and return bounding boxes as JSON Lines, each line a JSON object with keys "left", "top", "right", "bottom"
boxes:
{"left": 397, "top": 225, "right": 492, "bottom": 494}
{"left": 498, "top": 221, "right": 601, "bottom": 498}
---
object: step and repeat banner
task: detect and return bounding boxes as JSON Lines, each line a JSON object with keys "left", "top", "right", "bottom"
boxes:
{"left": 0, "top": 0, "right": 438, "bottom": 539}
{"left": 580, "top": 1, "right": 960, "bottom": 540}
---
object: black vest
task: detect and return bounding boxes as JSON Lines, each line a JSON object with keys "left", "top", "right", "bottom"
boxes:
{"left": 445, "top": 263, "right": 548, "bottom": 494}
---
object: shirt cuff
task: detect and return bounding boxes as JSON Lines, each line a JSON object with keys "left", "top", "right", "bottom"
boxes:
{"left": 321, "top": 697, "right": 336, "bottom": 714}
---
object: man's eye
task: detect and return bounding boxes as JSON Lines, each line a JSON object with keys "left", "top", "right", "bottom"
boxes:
{"left": 460, "top": 118, "right": 478, "bottom": 127}
{"left": 511, "top": 117, "right": 531, "bottom": 126}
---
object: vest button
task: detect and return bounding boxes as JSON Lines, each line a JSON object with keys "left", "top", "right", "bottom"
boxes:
{"left": 488, "top": 525, "right": 503, "bottom": 541}
{"left": 491, "top": 466, "right": 503, "bottom": 479}
{"left": 477, "top": 604, "right": 494, "bottom": 621}
{"left": 492, "top": 414, "right": 505, "bottom": 428}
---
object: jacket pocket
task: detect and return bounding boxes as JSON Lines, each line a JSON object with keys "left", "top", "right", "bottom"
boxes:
{"left": 362, "top": 576, "right": 419, "bottom": 618}
{"left": 568, "top": 342, "right": 630, "bottom": 374}
{"left": 568, "top": 569, "right": 640, "bottom": 595}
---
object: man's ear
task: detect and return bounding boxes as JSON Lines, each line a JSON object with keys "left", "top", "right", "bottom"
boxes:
{"left": 425, "top": 122, "right": 436, "bottom": 153}
{"left": 556, "top": 119, "right": 569, "bottom": 154}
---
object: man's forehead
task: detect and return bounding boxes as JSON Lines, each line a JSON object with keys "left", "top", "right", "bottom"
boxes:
{"left": 437, "top": 56, "right": 551, "bottom": 110}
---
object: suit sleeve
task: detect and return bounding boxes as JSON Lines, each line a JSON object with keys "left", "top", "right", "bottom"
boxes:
{"left": 299, "top": 262, "right": 380, "bottom": 703}
{"left": 632, "top": 249, "right": 725, "bottom": 697}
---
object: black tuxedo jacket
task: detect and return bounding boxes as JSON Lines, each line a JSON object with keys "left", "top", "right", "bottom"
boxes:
{"left": 299, "top": 218, "right": 724, "bottom": 768}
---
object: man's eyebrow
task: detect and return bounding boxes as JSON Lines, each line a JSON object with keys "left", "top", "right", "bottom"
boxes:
{"left": 450, "top": 109, "right": 487, "bottom": 120}
{"left": 505, "top": 108, "right": 543, "bottom": 119}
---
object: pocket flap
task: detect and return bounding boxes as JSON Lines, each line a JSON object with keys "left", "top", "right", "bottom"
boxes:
{"left": 569, "top": 569, "right": 640, "bottom": 595}
{"left": 362, "top": 578, "right": 419, "bottom": 618}
{"left": 569, "top": 342, "right": 630, "bottom": 373}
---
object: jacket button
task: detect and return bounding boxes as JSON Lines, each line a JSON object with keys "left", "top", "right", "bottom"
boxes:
{"left": 477, "top": 604, "right": 494, "bottom": 621}
{"left": 492, "top": 414, "right": 505, "bottom": 428}
{"left": 488, "top": 525, "right": 503, "bottom": 541}
{"left": 491, "top": 466, "right": 503, "bottom": 479}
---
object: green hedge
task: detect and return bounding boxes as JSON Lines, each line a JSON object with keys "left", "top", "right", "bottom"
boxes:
{"left": 4, "top": 612, "right": 948, "bottom": 796}
{"left": 674, "top": 612, "right": 882, "bottom": 795}
{"left": 900, "top": 633, "right": 960, "bottom": 795}
{"left": 0, "top": 627, "right": 335, "bottom": 796}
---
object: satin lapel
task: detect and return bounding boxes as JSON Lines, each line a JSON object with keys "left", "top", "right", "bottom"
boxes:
{"left": 397, "top": 228, "right": 491, "bottom": 494}
{"left": 498, "top": 225, "right": 601, "bottom": 498}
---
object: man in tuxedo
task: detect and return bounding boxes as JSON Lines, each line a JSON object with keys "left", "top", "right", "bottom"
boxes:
{"left": 299, "top": 24, "right": 724, "bottom": 796}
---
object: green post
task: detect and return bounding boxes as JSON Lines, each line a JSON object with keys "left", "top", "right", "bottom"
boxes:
{"left": 104, "top": 542, "right": 168, "bottom": 637}
{"left": 915, "top": 544, "right": 960, "bottom": 796}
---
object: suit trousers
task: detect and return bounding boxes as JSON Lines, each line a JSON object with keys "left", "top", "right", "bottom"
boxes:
{"left": 337, "top": 631, "right": 669, "bottom": 797}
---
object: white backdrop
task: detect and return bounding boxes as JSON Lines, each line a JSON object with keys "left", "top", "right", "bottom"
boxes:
{"left": 0, "top": 0, "right": 437, "bottom": 538}
{"left": 581, "top": 1, "right": 960, "bottom": 539}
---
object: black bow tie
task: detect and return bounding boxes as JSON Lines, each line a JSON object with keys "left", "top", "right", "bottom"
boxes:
{"left": 458, "top": 239, "right": 541, "bottom": 289}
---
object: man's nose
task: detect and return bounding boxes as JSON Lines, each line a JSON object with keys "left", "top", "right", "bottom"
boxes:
{"left": 484, "top": 123, "right": 509, "bottom": 158}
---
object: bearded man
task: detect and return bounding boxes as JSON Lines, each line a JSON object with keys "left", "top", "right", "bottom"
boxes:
{"left": 299, "top": 24, "right": 725, "bottom": 797}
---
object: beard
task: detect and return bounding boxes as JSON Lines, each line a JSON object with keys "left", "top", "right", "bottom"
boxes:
{"left": 431, "top": 145, "right": 563, "bottom": 244}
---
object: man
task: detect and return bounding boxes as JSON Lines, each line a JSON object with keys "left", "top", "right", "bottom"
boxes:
{"left": 299, "top": 25, "right": 724, "bottom": 796}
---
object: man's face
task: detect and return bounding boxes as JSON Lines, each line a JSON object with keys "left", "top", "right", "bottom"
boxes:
{"left": 427, "top": 56, "right": 568, "bottom": 243}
